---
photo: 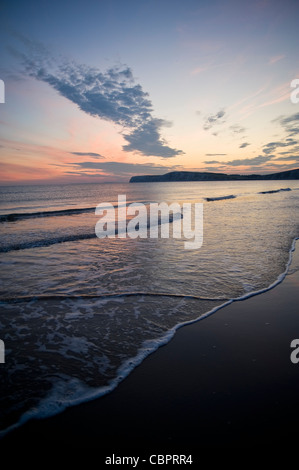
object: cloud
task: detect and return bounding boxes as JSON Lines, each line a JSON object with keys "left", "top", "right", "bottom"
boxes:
{"left": 279, "top": 145, "right": 299, "bottom": 155}
{"left": 205, "top": 153, "right": 227, "bottom": 156}
{"left": 70, "top": 152, "right": 104, "bottom": 158}
{"left": 202, "top": 109, "right": 246, "bottom": 139}
{"left": 276, "top": 112, "right": 299, "bottom": 138}
{"left": 205, "top": 155, "right": 274, "bottom": 167}
{"left": 274, "top": 155, "right": 299, "bottom": 161}
{"left": 268, "top": 55, "right": 285, "bottom": 65}
{"left": 263, "top": 138, "right": 297, "bottom": 154}
{"left": 203, "top": 109, "right": 226, "bottom": 130}
{"left": 202, "top": 111, "right": 299, "bottom": 173}
{"left": 67, "top": 161, "right": 181, "bottom": 176}
{"left": 122, "top": 118, "right": 184, "bottom": 157}
{"left": 14, "top": 38, "right": 184, "bottom": 158}
{"left": 225, "top": 155, "right": 273, "bottom": 166}
{"left": 239, "top": 142, "right": 250, "bottom": 148}
{"left": 204, "top": 166, "right": 227, "bottom": 171}
{"left": 257, "top": 162, "right": 299, "bottom": 171}
{"left": 230, "top": 124, "right": 246, "bottom": 134}
{"left": 191, "top": 64, "right": 211, "bottom": 76}
{"left": 286, "top": 127, "right": 299, "bottom": 137}
{"left": 280, "top": 113, "right": 299, "bottom": 126}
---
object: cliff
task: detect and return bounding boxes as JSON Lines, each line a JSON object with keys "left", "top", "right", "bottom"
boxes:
{"left": 129, "top": 168, "right": 299, "bottom": 183}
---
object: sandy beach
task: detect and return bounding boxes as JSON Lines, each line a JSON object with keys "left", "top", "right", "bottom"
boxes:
{"left": 2, "top": 240, "right": 299, "bottom": 455}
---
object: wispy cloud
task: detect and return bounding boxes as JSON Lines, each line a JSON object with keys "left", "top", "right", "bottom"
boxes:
{"left": 274, "top": 155, "right": 299, "bottom": 161}
{"left": 279, "top": 146, "right": 299, "bottom": 154}
{"left": 228, "top": 85, "right": 267, "bottom": 112}
{"left": 205, "top": 155, "right": 274, "bottom": 167}
{"left": 268, "top": 55, "right": 285, "bottom": 65}
{"left": 203, "top": 109, "right": 226, "bottom": 131}
{"left": 284, "top": 127, "right": 299, "bottom": 137}
{"left": 13, "top": 37, "right": 184, "bottom": 159}
{"left": 280, "top": 112, "right": 299, "bottom": 125}
{"left": 256, "top": 82, "right": 291, "bottom": 109}
{"left": 276, "top": 112, "right": 299, "bottom": 138}
{"left": 239, "top": 142, "right": 250, "bottom": 148}
{"left": 226, "top": 155, "right": 273, "bottom": 166}
{"left": 191, "top": 63, "right": 213, "bottom": 76}
{"left": 234, "top": 82, "right": 291, "bottom": 119}
{"left": 203, "top": 111, "right": 299, "bottom": 173}
{"left": 263, "top": 138, "right": 297, "bottom": 154}
{"left": 205, "top": 153, "right": 227, "bottom": 156}
{"left": 70, "top": 152, "right": 104, "bottom": 158}
{"left": 230, "top": 124, "right": 246, "bottom": 134}
{"left": 65, "top": 160, "right": 182, "bottom": 177}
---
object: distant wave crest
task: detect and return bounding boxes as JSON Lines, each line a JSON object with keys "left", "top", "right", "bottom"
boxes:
{"left": 258, "top": 188, "right": 291, "bottom": 194}
{"left": 0, "top": 212, "right": 183, "bottom": 253}
{"left": 205, "top": 195, "right": 236, "bottom": 202}
{"left": 0, "top": 207, "right": 96, "bottom": 223}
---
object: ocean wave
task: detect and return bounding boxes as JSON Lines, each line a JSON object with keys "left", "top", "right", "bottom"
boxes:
{"left": 0, "top": 207, "right": 97, "bottom": 223}
{"left": 0, "top": 200, "right": 163, "bottom": 223}
{"left": 0, "top": 212, "right": 183, "bottom": 252}
{"left": 0, "top": 232, "right": 97, "bottom": 253}
{"left": 205, "top": 187, "right": 293, "bottom": 201}
{"left": 258, "top": 188, "right": 292, "bottom": 194}
{"left": 205, "top": 195, "right": 236, "bottom": 202}
{"left": 0, "top": 291, "right": 229, "bottom": 304}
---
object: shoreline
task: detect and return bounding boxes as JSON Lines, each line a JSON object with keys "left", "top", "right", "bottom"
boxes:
{"left": 1, "top": 239, "right": 299, "bottom": 453}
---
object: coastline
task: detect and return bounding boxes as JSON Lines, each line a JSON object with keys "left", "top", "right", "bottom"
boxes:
{"left": 1, "top": 240, "right": 299, "bottom": 453}
{"left": 129, "top": 168, "right": 299, "bottom": 182}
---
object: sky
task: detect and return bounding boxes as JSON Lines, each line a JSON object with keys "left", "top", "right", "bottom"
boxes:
{"left": 0, "top": 0, "right": 299, "bottom": 184}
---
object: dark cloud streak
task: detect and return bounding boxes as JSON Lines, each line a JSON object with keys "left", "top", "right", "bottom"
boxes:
{"left": 239, "top": 142, "right": 250, "bottom": 148}
{"left": 205, "top": 153, "right": 227, "bottom": 156}
{"left": 274, "top": 155, "right": 299, "bottom": 161}
{"left": 205, "top": 155, "right": 274, "bottom": 167}
{"left": 277, "top": 113, "right": 299, "bottom": 138}
{"left": 263, "top": 138, "right": 297, "bottom": 154}
{"left": 67, "top": 160, "right": 182, "bottom": 176}
{"left": 70, "top": 152, "right": 104, "bottom": 158}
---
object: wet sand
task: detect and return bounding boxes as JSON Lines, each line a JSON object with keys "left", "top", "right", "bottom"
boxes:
{"left": 2, "top": 241, "right": 299, "bottom": 456}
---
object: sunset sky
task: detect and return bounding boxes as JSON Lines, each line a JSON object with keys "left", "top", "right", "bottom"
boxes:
{"left": 0, "top": 0, "right": 299, "bottom": 184}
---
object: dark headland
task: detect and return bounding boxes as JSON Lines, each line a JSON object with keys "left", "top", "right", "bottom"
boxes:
{"left": 130, "top": 168, "right": 299, "bottom": 183}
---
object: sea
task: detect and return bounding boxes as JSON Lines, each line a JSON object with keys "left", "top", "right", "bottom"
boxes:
{"left": 0, "top": 180, "right": 298, "bottom": 436}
